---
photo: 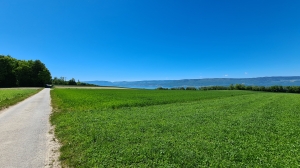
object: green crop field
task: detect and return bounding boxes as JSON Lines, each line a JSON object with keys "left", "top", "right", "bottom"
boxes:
{"left": 51, "top": 89, "right": 300, "bottom": 167}
{"left": 0, "top": 88, "right": 42, "bottom": 109}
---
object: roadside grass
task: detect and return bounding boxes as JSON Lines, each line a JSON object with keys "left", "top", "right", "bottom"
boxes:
{"left": 51, "top": 89, "right": 300, "bottom": 167}
{"left": 0, "top": 88, "right": 42, "bottom": 109}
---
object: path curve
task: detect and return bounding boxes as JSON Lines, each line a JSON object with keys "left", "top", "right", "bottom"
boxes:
{"left": 0, "top": 88, "right": 53, "bottom": 167}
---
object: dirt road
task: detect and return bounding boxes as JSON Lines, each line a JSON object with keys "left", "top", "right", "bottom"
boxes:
{"left": 0, "top": 88, "right": 53, "bottom": 167}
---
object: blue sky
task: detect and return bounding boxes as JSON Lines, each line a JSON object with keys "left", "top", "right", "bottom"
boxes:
{"left": 1, "top": 0, "right": 299, "bottom": 81}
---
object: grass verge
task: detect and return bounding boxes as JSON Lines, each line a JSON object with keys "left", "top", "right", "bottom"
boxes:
{"left": 0, "top": 88, "right": 42, "bottom": 110}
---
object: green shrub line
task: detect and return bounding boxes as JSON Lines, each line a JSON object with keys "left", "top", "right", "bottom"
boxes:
{"left": 51, "top": 89, "right": 300, "bottom": 167}
{"left": 51, "top": 77, "right": 98, "bottom": 86}
{"left": 157, "top": 84, "right": 300, "bottom": 93}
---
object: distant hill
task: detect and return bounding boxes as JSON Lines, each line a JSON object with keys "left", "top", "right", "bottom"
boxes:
{"left": 85, "top": 76, "right": 300, "bottom": 89}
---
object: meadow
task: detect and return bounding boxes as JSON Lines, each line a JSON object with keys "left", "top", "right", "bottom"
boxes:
{"left": 0, "top": 88, "right": 41, "bottom": 109}
{"left": 51, "top": 89, "right": 300, "bottom": 167}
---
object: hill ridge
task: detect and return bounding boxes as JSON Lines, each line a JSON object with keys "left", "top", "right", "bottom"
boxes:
{"left": 85, "top": 76, "right": 300, "bottom": 89}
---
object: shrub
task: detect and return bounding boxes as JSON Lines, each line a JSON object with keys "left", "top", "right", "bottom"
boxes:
{"left": 156, "top": 87, "right": 169, "bottom": 90}
{"left": 186, "top": 87, "right": 197, "bottom": 90}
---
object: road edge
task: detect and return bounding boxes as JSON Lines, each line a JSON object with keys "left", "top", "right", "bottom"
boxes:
{"left": 45, "top": 124, "right": 61, "bottom": 168}
{"left": 45, "top": 90, "right": 62, "bottom": 168}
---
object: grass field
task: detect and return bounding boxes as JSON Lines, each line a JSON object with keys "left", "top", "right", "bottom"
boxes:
{"left": 51, "top": 89, "right": 300, "bottom": 167}
{"left": 0, "top": 88, "right": 42, "bottom": 109}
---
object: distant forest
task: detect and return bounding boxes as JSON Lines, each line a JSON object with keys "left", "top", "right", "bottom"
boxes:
{"left": 51, "top": 77, "right": 96, "bottom": 86}
{"left": 157, "top": 84, "right": 300, "bottom": 93}
{"left": 0, "top": 55, "right": 51, "bottom": 87}
{"left": 0, "top": 55, "right": 96, "bottom": 88}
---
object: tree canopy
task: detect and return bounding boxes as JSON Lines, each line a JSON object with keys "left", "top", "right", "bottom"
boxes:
{"left": 0, "top": 55, "right": 52, "bottom": 87}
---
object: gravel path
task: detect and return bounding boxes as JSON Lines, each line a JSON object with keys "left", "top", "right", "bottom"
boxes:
{"left": 0, "top": 88, "right": 54, "bottom": 167}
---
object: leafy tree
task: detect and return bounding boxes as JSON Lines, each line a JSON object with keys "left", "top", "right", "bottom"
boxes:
{"left": 186, "top": 87, "right": 197, "bottom": 90}
{"left": 259, "top": 86, "right": 266, "bottom": 91}
{"left": 0, "top": 55, "right": 52, "bottom": 87}
{"left": 68, "top": 78, "right": 77, "bottom": 85}
{"left": 156, "top": 87, "right": 169, "bottom": 90}
{"left": 52, "top": 77, "right": 68, "bottom": 85}
{"left": 229, "top": 84, "right": 234, "bottom": 90}
{"left": 246, "top": 86, "right": 253, "bottom": 90}
{"left": 0, "top": 55, "right": 18, "bottom": 87}
{"left": 38, "top": 69, "right": 52, "bottom": 86}
{"left": 31, "top": 60, "right": 51, "bottom": 86}
{"left": 15, "top": 60, "right": 32, "bottom": 86}
{"left": 234, "top": 84, "right": 246, "bottom": 90}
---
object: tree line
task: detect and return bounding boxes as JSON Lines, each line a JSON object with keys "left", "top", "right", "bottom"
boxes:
{"left": 0, "top": 55, "right": 52, "bottom": 87}
{"left": 52, "top": 77, "right": 96, "bottom": 86}
{"left": 157, "top": 84, "right": 300, "bottom": 93}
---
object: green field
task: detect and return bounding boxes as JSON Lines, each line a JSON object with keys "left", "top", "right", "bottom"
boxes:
{"left": 0, "top": 88, "right": 42, "bottom": 109}
{"left": 51, "top": 89, "right": 300, "bottom": 167}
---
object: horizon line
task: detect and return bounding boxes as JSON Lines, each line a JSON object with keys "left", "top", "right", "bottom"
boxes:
{"left": 85, "top": 75, "right": 300, "bottom": 83}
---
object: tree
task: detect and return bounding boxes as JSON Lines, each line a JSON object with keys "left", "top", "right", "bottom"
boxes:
{"left": 31, "top": 60, "right": 51, "bottom": 86}
{"left": 229, "top": 84, "right": 234, "bottom": 90}
{"left": 186, "top": 87, "right": 197, "bottom": 90}
{"left": 0, "top": 55, "right": 18, "bottom": 87}
{"left": 68, "top": 78, "right": 77, "bottom": 85}
{"left": 0, "top": 55, "right": 52, "bottom": 87}
{"left": 234, "top": 84, "right": 245, "bottom": 90}
{"left": 38, "top": 69, "right": 52, "bottom": 86}
{"left": 15, "top": 60, "right": 32, "bottom": 86}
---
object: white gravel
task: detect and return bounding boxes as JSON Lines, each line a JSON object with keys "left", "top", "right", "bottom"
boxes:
{"left": 0, "top": 88, "right": 60, "bottom": 168}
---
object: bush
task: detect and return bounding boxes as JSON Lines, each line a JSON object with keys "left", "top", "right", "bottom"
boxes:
{"left": 186, "top": 87, "right": 197, "bottom": 90}
{"left": 156, "top": 87, "right": 169, "bottom": 90}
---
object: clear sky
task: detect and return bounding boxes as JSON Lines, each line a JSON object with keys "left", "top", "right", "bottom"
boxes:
{"left": 1, "top": 0, "right": 299, "bottom": 81}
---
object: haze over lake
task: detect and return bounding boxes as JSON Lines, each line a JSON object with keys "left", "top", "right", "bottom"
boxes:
{"left": 86, "top": 76, "right": 300, "bottom": 89}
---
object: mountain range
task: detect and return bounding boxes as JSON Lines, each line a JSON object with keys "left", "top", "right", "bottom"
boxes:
{"left": 85, "top": 76, "right": 300, "bottom": 89}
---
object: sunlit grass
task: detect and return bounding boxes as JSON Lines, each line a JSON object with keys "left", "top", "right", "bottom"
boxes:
{"left": 51, "top": 89, "right": 254, "bottom": 111}
{"left": 51, "top": 89, "right": 300, "bottom": 167}
{"left": 0, "top": 88, "right": 42, "bottom": 109}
